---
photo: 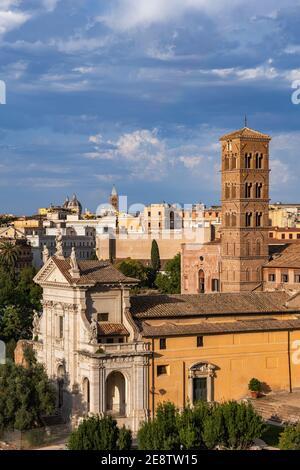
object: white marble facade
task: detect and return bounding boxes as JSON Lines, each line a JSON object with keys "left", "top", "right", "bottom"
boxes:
{"left": 33, "top": 249, "right": 150, "bottom": 433}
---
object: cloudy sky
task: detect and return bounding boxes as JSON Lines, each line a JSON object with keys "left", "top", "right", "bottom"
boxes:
{"left": 1, "top": 0, "right": 300, "bottom": 214}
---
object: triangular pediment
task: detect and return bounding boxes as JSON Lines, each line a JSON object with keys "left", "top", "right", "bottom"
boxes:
{"left": 34, "top": 258, "right": 70, "bottom": 285}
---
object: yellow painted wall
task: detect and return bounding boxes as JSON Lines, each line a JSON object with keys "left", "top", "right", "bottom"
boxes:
{"left": 147, "top": 329, "right": 300, "bottom": 412}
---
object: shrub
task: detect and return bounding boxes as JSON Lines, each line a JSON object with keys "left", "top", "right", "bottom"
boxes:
{"left": 202, "top": 404, "right": 225, "bottom": 449}
{"left": 68, "top": 416, "right": 132, "bottom": 451}
{"left": 138, "top": 402, "right": 180, "bottom": 450}
{"left": 279, "top": 423, "right": 300, "bottom": 450}
{"left": 248, "top": 378, "right": 262, "bottom": 392}
{"left": 117, "top": 425, "right": 132, "bottom": 450}
{"left": 220, "top": 401, "right": 265, "bottom": 449}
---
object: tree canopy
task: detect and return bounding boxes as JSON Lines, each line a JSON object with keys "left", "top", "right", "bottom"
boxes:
{"left": 0, "top": 347, "right": 56, "bottom": 431}
{"left": 155, "top": 253, "right": 181, "bottom": 294}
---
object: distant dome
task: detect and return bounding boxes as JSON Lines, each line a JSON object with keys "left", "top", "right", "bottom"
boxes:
{"left": 68, "top": 194, "right": 82, "bottom": 213}
{"left": 63, "top": 196, "right": 69, "bottom": 209}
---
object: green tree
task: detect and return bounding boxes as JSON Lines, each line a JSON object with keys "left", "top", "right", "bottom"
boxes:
{"left": 279, "top": 423, "right": 300, "bottom": 450}
{"left": 0, "top": 348, "right": 56, "bottom": 431}
{"left": 155, "top": 254, "right": 181, "bottom": 294}
{"left": 115, "top": 259, "right": 148, "bottom": 286}
{"left": 0, "top": 266, "right": 42, "bottom": 343}
{"left": 68, "top": 416, "right": 131, "bottom": 450}
{"left": 0, "top": 240, "right": 20, "bottom": 273}
{"left": 151, "top": 240, "right": 161, "bottom": 272}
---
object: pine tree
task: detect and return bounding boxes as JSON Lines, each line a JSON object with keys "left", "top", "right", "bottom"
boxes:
{"left": 151, "top": 240, "right": 161, "bottom": 273}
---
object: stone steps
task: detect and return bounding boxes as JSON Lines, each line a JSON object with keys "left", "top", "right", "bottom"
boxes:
{"left": 250, "top": 399, "right": 300, "bottom": 425}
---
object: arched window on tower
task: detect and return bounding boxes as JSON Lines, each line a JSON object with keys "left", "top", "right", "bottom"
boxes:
{"left": 225, "top": 184, "right": 230, "bottom": 199}
{"left": 231, "top": 212, "right": 237, "bottom": 227}
{"left": 225, "top": 158, "right": 230, "bottom": 170}
{"left": 255, "top": 153, "right": 263, "bottom": 169}
{"left": 245, "top": 153, "right": 252, "bottom": 169}
{"left": 256, "top": 239, "right": 261, "bottom": 255}
{"left": 232, "top": 156, "right": 237, "bottom": 169}
{"left": 256, "top": 183, "right": 262, "bottom": 199}
{"left": 245, "top": 183, "right": 252, "bottom": 198}
{"left": 225, "top": 213, "right": 231, "bottom": 227}
{"left": 245, "top": 212, "right": 252, "bottom": 227}
{"left": 231, "top": 184, "right": 237, "bottom": 199}
{"left": 256, "top": 212, "right": 262, "bottom": 227}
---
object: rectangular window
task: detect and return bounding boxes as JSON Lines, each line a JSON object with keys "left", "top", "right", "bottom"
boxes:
{"left": 212, "top": 279, "right": 220, "bottom": 292}
{"left": 268, "top": 274, "right": 276, "bottom": 282}
{"left": 157, "top": 365, "right": 168, "bottom": 376}
{"left": 295, "top": 274, "right": 300, "bottom": 283}
{"left": 289, "top": 234, "right": 293, "bottom": 239}
{"left": 106, "top": 338, "right": 114, "bottom": 344}
{"left": 269, "top": 232, "right": 274, "bottom": 238}
{"left": 281, "top": 234, "right": 285, "bottom": 239}
{"left": 297, "top": 234, "right": 300, "bottom": 239}
{"left": 197, "top": 336, "right": 204, "bottom": 347}
{"left": 281, "top": 274, "right": 289, "bottom": 283}
{"left": 97, "top": 313, "right": 109, "bottom": 322}
{"left": 159, "top": 338, "right": 166, "bottom": 350}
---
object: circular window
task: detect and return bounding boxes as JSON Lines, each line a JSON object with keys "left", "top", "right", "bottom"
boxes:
{"left": 199, "top": 256, "right": 204, "bottom": 262}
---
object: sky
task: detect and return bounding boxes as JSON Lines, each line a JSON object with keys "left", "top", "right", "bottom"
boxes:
{"left": 1, "top": 0, "right": 300, "bottom": 214}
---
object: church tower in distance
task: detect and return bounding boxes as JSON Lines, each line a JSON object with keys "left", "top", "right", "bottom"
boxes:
{"left": 110, "top": 184, "right": 119, "bottom": 212}
{"left": 220, "top": 126, "right": 271, "bottom": 292}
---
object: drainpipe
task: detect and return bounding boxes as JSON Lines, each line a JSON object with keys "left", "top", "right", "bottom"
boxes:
{"left": 288, "top": 330, "right": 293, "bottom": 393}
{"left": 151, "top": 337, "right": 155, "bottom": 419}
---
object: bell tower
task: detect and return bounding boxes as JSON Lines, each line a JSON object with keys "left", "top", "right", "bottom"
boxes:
{"left": 220, "top": 126, "right": 271, "bottom": 292}
{"left": 109, "top": 185, "right": 119, "bottom": 212}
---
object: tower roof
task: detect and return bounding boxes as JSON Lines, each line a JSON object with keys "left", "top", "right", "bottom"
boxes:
{"left": 220, "top": 127, "right": 271, "bottom": 141}
{"left": 111, "top": 184, "right": 118, "bottom": 196}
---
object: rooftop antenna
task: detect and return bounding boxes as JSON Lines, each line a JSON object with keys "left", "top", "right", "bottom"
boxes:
{"left": 244, "top": 115, "right": 248, "bottom": 128}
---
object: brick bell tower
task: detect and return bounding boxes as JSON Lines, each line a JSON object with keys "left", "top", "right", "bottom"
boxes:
{"left": 220, "top": 125, "right": 271, "bottom": 292}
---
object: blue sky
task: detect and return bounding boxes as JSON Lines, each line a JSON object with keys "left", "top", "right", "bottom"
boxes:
{"left": 1, "top": 0, "right": 300, "bottom": 214}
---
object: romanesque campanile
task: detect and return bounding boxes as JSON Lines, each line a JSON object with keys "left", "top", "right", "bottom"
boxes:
{"left": 220, "top": 126, "right": 271, "bottom": 292}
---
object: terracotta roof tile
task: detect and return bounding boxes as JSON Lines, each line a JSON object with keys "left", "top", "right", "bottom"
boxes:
{"left": 140, "top": 318, "right": 300, "bottom": 337}
{"left": 98, "top": 323, "right": 129, "bottom": 336}
{"left": 265, "top": 243, "right": 300, "bottom": 268}
{"left": 131, "top": 291, "right": 294, "bottom": 319}
{"left": 219, "top": 127, "right": 271, "bottom": 141}
{"left": 52, "top": 257, "right": 138, "bottom": 286}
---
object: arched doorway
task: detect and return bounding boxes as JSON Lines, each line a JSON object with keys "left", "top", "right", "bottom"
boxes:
{"left": 57, "top": 365, "right": 65, "bottom": 409}
{"left": 198, "top": 269, "right": 205, "bottom": 294}
{"left": 106, "top": 371, "right": 126, "bottom": 417}
{"left": 83, "top": 378, "right": 90, "bottom": 413}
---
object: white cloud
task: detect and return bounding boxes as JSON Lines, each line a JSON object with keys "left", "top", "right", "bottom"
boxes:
{"left": 42, "top": 0, "right": 60, "bottom": 12}
{"left": 179, "top": 155, "right": 204, "bottom": 168}
{"left": 89, "top": 133, "right": 103, "bottom": 144}
{"left": 98, "top": 0, "right": 297, "bottom": 31}
{"left": 0, "top": 9, "right": 30, "bottom": 36}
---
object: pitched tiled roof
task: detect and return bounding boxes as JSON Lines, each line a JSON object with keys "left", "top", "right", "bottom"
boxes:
{"left": 140, "top": 318, "right": 300, "bottom": 337}
{"left": 98, "top": 323, "right": 129, "bottom": 336}
{"left": 130, "top": 292, "right": 294, "bottom": 319}
{"left": 220, "top": 127, "right": 271, "bottom": 141}
{"left": 265, "top": 243, "right": 300, "bottom": 268}
{"left": 52, "top": 257, "right": 138, "bottom": 286}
